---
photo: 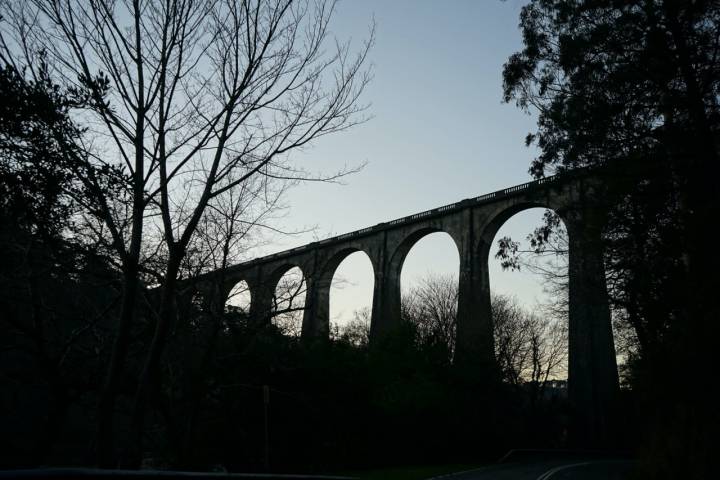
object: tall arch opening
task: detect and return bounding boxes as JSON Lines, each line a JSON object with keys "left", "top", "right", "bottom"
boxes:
{"left": 487, "top": 207, "right": 569, "bottom": 389}
{"left": 226, "top": 280, "right": 252, "bottom": 314}
{"left": 328, "top": 250, "right": 374, "bottom": 345}
{"left": 482, "top": 205, "right": 593, "bottom": 448}
{"left": 224, "top": 279, "right": 253, "bottom": 332}
{"left": 272, "top": 266, "right": 306, "bottom": 336}
{"left": 399, "top": 231, "right": 460, "bottom": 359}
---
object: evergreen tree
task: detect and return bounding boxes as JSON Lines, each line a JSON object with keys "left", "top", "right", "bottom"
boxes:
{"left": 503, "top": 1, "right": 719, "bottom": 477}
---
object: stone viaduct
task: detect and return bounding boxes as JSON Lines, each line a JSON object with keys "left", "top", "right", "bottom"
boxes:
{"left": 190, "top": 168, "right": 620, "bottom": 445}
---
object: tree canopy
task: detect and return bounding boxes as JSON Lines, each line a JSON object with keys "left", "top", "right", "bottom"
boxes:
{"left": 503, "top": 1, "right": 720, "bottom": 477}
{"left": 0, "top": 61, "right": 81, "bottom": 236}
{"left": 503, "top": 0, "right": 719, "bottom": 177}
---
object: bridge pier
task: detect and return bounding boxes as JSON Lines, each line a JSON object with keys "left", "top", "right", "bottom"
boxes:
{"left": 369, "top": 262, "right": 402, "bottom": 343}
{"left": 566, "top": 209, "right": 619, "bottom": 447}
{"left": 302, "top": 276, "right": 331, "bottom": 340}
{"left": 247, "top": 273, "right": 274, "bottom": 329}
{"left": 455, "top": 237, "right": 494, "bottom": 369}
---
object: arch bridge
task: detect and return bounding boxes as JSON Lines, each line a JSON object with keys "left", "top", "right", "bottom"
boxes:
{"left": 190, "top": 167, "right": 620, "bottom": 445}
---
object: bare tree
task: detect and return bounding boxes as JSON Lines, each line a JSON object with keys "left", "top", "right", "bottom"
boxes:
{"left": 0, "top": 0, "right": 373, "bottom": 466}
{"left": 402, "top": 273, "right": 458, "bottom": 358}
{"left": 271, "top": 267, "right": 306, "bottom": 336}
{"left": 491, "top": 293, "right": 533, "bottom": 386}
{"left": 166, "top": 169, "right": 295, "bottom": 463}
{"left": 333, "top": 306, "right": 371, "bottom": 347}
{"left": 400, "top": 273, "right": 567, "bottom": 386}
{"left": 492, "top": 294, "right": 566, "bottom": 391}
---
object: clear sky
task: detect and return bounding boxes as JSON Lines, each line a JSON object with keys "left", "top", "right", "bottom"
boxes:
{"left": 241, "top": 0, "right": 556, "bottom": 325}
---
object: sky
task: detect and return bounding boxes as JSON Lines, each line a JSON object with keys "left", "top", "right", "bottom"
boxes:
{"left": 237, "top": 0, "right": 558, "bottom": 325}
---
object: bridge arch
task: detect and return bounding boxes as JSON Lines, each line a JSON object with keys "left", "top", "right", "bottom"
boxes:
{"left": 225, "top": 279, "right": 252, "bottom": 315}
{"left": 388, "top": 226, "right": 463, "bottom": 282}
{"left": 267, "top": 261, "right": 308, "bottom": 288}
{"left": 299, "top": 245, "right": 378, "bottom": 341}
{"left": 270, "top": 263, "right": 307, "bottom": 336}
{"left": 317, "top": 246, "right": 377, "bottom": 286}
{"left": 473, "top": 196, "right": 618, "bottom": 444}
{"left": 227, "top": 260, "right": 313, "bottom": 332}
{"left": 323, "top": 248, "right": 375, "bottom": 339}
{"left": 399, "top": 230, "right": 461, "bottom": 359}
{"left": 484, "top": 205, "right": 571, "bottom": 384}
{"left": 369, "top": 222, "right": 465, "bottom": 341}
{"left": 477, "top": 200, "right": 568, "bottom": 257}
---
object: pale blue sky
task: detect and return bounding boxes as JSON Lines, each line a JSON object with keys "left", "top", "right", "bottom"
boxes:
{"left": 243, "top": 0, "right": 556, "bottom": 324}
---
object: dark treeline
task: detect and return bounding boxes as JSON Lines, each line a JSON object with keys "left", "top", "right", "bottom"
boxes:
{"left": 0, "top": 278, "right": 584, "bottom": 472}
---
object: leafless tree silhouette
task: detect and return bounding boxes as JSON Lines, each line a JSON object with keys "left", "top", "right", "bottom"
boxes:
{"left": 0, "top": 0, "right": 373, "bottom": 466}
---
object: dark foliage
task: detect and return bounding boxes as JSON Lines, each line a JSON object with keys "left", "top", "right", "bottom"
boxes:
{"left": 113, "top": 306, "right": 570, "bottom": 472}
{"left": 0, "top": 60, "right": 121, "bottom": 467}
{"left": 1, "top": 61, "right": 79, "bottom": 236}
{"left": 502, "top": 1, "right": 720, "bottom": 477}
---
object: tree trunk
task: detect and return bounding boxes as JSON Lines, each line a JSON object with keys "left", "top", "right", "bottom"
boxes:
{"left": 96, "top": 259, "right": 141, "bottom": 468}
{"left": 122, "top": 253, "right": 182, "bottom": 468}
{"left": 179, "top": 309, "right": 223, "bottom": 469}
